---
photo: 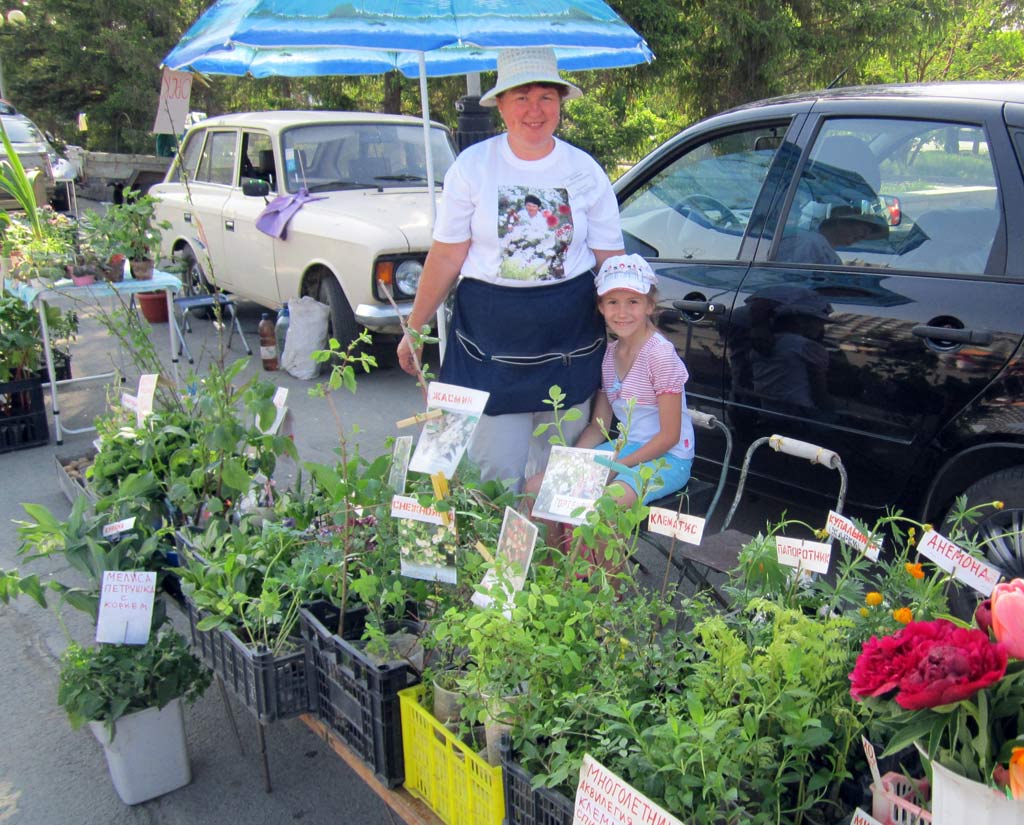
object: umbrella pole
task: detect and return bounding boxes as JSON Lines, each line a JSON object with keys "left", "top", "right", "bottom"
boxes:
{"left": 418, "top": 52, "right": 447, "bottom": 360}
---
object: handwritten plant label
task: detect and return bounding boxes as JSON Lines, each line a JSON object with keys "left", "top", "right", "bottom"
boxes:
{"left": 861, "top": 736, "right": 882, "bottom": 790}
{"left": 826, "top": 510, "right": 881, "bottom": 561}
{"left": 775, "top": 536, "right": 832, "bottom": 574}
{"left": 121, "top": 392, "right": 139, "bottom": 415}
{"left": 101, "top": 516, "right": 136, "bottom": 538}
{"left": 850, "top": 809, "right": 883, "bottom": 825}
{"left": 136, "top": 373, "right": 158, "bottom": 424}
{"left": 409, "top": 382, "right": 489, "bottom": 477}
{"left": 573, "top": 755, "right": 684, "bottom": 825}
{"left": 388, "top": 435, "right": 414, "bottom": 493}
{"left": 916, "top": 529, "right": 1002, "bottom": 595}
{"left": 647, "top": 508, "right": 706, "bottom": 545}
{"left": 95, "top": 571, "right": 157, "bottom": 644}
{"left": 392, "top": 495, "right": 457, "bottom": 584}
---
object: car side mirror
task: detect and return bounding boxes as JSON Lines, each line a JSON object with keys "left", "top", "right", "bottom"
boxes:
{"left": 242, "top": 180, "right": 271, "bottom": 198}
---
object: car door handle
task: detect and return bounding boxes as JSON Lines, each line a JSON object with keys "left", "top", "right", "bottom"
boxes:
{"left": 911, "top": 324, "right": 993, "bottom": 346}
{"left": 224, "top": 219, "right": 235, "bottom": 232}
{"left": 183, "top": 212, "right": 192, "bottom": 224}
{"left": 673, "top": 300, "right": 726, "bottom": 316}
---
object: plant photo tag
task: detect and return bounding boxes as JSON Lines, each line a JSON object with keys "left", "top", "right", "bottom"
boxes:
{"left": 392, "top": 494, "right": 457, "bottom": 584}
{"left": 826, "top": 511, "right": 882, "bottom": 561}
{"left": 775, "top": 536, "right": 832, "bottom": 574}
{"left": 136, "top": 373, "right": 158, "bottom": 425}
{"left": 533, "top": 446, "right": 611, "bottom": 525}
{"left": 472, "top": 507, "right": 539, "bottom": 616}
{"left": 408, "top": 382, "right": 489, "bottom": 477}
{"left": 915, "top": 529, "right": 1002, "bottom": 595}
{"left": 573, "top": 755, "right": 684, "bottom": 825}
{"left": 646, "top": 508, "right": 705, "bottom": 545}
{"left": 95, "top": 571, "right": 157, "bottom": 645}
{"left": 388, "top": 435, "right": 414, "bottom": 493}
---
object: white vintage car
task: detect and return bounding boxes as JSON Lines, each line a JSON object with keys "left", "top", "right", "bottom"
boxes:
{"left": 151, "top": 110, "right": 457, "bottom": 348}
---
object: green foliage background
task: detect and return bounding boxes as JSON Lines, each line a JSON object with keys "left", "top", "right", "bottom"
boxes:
{"left": 0, "top": 0, "right": 1020, "bottom": 168}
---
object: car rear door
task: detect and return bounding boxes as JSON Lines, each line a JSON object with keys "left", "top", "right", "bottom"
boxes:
{"left": 732, "top": 96, "right": 1024, "bottom": 508}
{"left": 615, "top": 105, "right": 810, "bottom": 468}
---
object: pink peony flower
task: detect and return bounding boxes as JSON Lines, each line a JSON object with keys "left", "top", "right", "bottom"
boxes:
{"left": 990, "top": 578, "right": 1024, "bottom": 659}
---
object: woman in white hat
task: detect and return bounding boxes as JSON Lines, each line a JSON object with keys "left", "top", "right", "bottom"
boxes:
{"left": 397, "top": 47, "right": 624, "bottom": 492}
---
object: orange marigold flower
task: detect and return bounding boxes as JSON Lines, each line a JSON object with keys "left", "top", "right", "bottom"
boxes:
{"left": 893, "top": 607, "right": 913, "bottom": 624}
{"left": 859, "top": 607, "right": 870, "bottom": 618}
{"left": 905, "top": 562, "right": 925, "bottom": 580}
{"left": 866, "top": 592, "right": 884, "bottom": 607}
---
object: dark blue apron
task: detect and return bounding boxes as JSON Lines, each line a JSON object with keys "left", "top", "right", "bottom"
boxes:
{"left": 439, "top": 274, "right": 606, "bottom": 416}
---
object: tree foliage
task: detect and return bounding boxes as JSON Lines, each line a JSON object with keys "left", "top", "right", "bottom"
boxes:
{"left": 0, "top": 0, "right": 1019, "bottom": 163}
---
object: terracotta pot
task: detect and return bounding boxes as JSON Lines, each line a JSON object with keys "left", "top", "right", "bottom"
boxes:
{"left": 137, "top": 290, "right": 168, "bottom": 323}
{"left": 130, "top": 258, "right": 154, "bottom": 280}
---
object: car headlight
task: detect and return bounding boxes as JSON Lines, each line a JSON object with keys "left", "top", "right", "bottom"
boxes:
{"left": 375, "top": 257, "right": 423, "bottom": 300}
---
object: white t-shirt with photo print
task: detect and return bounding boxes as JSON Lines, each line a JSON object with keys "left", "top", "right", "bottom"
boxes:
{"left": 433, "top": 134, "right": 623, "bottom": 286}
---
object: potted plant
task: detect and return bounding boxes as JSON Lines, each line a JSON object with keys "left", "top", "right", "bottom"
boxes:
{"left": 58, "top": 629, "right": 211, "bottom": 805}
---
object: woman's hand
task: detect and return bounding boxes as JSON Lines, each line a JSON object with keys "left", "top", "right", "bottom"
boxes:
{"left": 397, "top": 333, "right": 422, "bottom": 377}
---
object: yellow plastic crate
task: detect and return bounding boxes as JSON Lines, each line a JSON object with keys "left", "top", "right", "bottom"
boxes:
{"left": 399, "top": 685, "right": 505, "bottom": 825}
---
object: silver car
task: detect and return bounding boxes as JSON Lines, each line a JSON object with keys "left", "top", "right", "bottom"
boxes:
{"left": 0, "top": 113, "right": 56, "bottom": 211}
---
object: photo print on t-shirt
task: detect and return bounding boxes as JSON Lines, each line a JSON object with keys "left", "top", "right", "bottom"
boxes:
{"left": 497, "top": 186, "right": 574, "bottom": 281}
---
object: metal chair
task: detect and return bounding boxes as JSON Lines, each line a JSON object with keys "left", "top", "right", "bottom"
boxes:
{"left": 171, "top": 293, "right": 252, "bottom": 364}
{"left": 672, "top": 434, "right": 848, "bottom": 605}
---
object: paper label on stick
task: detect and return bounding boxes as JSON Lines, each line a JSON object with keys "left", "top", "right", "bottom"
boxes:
{"left": 573, "top": 755, "right": 684, "bottom": 825}
{"left": 646, "top": 508, "right": 706, "bottom": 545}
{"left": 96, "top": 571, "right": 156, "bottom": 645}
{"left": 136, "top": 373, "right": 158, "bottom": 424}
{"left": 861, "top": 736, "right": 882, "bottom": 790}
{"left": 102, "top": 517, "right": 136, "bottom": 538}
{"left": 825, "top": 510, "right": 881, "bottom": 561}
{"left": 775, "top": 536, "right": 832, "bottom": 574}
{"left": 916, "top": 529, "right": 1002, "bottom": 595}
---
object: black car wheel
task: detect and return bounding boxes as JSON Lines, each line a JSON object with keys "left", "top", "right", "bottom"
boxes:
{"left": 942, "top": 467, "right": 1024, "bottom": 580}
{"left": 315, "top": 270, "right": 360, "bottom": 351}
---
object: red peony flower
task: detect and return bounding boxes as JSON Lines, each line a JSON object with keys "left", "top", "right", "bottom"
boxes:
{"left": 975, "top": 597, "right": 993, "bottom": 635}
{"left": 891, "top": 620, "right": 1007, "bottom": 710}
{"left": 849, "top": 630, "right": 919, "bottom": 699}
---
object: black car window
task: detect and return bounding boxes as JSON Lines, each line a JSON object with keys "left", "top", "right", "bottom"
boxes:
{"left": 195, "top": 130, "right": 236, "bottom": 186}
{"left": 774, "top": 118, "right": 1000, "bottom": 275}
{"left": 240, "top": 131, "right": 275, "bottom": 190}
{"left": 618, "top": 125, "right": 787, "bottom": 262}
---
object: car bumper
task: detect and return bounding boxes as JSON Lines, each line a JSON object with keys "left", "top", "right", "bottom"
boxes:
{"left": 355, "top": 299, "right": 414, "bottom": 331}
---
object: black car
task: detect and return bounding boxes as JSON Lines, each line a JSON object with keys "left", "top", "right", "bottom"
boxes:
{"left": 615, "top": 81, "right": 1024, "bottom": 578}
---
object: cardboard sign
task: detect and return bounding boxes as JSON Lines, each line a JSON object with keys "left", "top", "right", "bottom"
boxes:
{"left": 826, "top": 510, "right": 881, "bottom": 561}
{"left": 647, "top": 508, "right": 706, "bottom": 545}
{"left": 850, "top": 809, "right": 884, "bottom": 825}
{"left": 152, "top": 68, "right": 193, "bottom": 135}
{"left": 775, "top": 536, "right": 832, "bottom": 574}
{"left": 96, "top": 571, "right": 156, "bottom": 644}
{"left": 573, "top": 755, "right": 684, "bottom": 825}
{"left": 916, "top": 529, "right": 1002, "bottom": 596}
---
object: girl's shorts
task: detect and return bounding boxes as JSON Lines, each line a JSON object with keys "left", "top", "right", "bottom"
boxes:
{"left": 594, "top": 441, "right": 693, "bottom": 504}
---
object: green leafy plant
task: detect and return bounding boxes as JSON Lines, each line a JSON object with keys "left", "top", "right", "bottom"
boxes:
{"left": 80, "top": 190, "right": 169, "bottom": 263}
{"left": 58, "top": 628, "right": 210, "bottom": 738}
{"left": 0, "top": 117, "right": 42, "bottom": 237}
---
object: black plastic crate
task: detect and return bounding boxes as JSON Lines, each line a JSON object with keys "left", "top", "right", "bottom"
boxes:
{"left": 300, "top": 600, "right": 422, "bottom": 788}
{"left": 184, "top": 596, "right": 313, "bottom": 724}
{"left": 499, "top": 736, "right": 575, "bottom": 825}
{"left": 0, "top": 376, "right": 48, "bottom": 453}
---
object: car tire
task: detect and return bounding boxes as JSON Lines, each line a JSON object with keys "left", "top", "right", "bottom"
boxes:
{"left": 315, "top": 271, "right": 361, "bottom": 351}
{"left": 941, "top": 466, "right": 1024, "bottom": 581}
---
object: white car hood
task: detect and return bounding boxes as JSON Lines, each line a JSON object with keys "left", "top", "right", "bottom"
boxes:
{"left": 293, "top": 188, "right": 438, "bottom": 250}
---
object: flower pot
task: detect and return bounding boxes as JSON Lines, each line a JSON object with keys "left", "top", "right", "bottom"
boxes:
{"left": 432, "top": 671, "right": 468, "bottom": 726}
{"left": 136, "top": 290, "right": 168, "bottom": 323}
{"left": 130, "top": 258, "right": 154, "bottom": 280}
{"left": 87, "top": 698, "right": 191, "bottom": 805}
{"left": 929, "top": 757, "right": 1020, "bottom": 824}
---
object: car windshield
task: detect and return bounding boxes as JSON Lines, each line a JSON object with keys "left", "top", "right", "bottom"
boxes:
{"left": 280, "top": 122, "right": 455, "bottom": 193}
{"left": 0, "top": 115, "right": 44, "bottom": 145}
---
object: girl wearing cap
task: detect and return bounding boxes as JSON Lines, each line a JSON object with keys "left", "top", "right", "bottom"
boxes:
{"left": 397, "top": 47, "right": 624, "bottom": 492}
{"left": 573, "top": 254, "right": 694, "bottom": 506}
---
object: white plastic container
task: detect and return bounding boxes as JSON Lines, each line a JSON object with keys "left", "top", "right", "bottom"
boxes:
{"left": 88, "top": 698, "right": 191, "bottom": 805}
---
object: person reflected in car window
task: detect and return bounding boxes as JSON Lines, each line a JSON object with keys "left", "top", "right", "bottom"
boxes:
{"left": 746, "top": 289, "right": 836, "bottom": 415}
{"left": 776, "top": 206, "right": 888, "bottom": 265}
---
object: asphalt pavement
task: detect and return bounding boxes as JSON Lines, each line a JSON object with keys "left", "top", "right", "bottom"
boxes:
{"left": 0, "top": 261, "right": 817, "bottom": 824}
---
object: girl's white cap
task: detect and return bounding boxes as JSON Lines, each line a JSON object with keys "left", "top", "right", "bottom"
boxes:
{"left": 595, "top": 254, "right": 658, "bottom": 296}
{"left": 479, "top": 47, "right": 583, "bottom": 107}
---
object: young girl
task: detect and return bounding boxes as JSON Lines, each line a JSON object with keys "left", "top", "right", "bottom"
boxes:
{"left": 576, "top": 253, "right": 694, "bottom": 508}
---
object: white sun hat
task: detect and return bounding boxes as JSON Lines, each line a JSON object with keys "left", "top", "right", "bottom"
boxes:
{"left": 479, "top": 47, "right": 583, "bottom": 107}
{"left": 595, "top": 254, "right": 658, "bottom": 296}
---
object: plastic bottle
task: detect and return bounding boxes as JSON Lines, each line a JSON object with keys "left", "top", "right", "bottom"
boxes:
{"left": 275, "top": 303, "right": 290, "bottom": 359}
{"left": 258, "top": 312, "right": 278, "bottom": 370}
